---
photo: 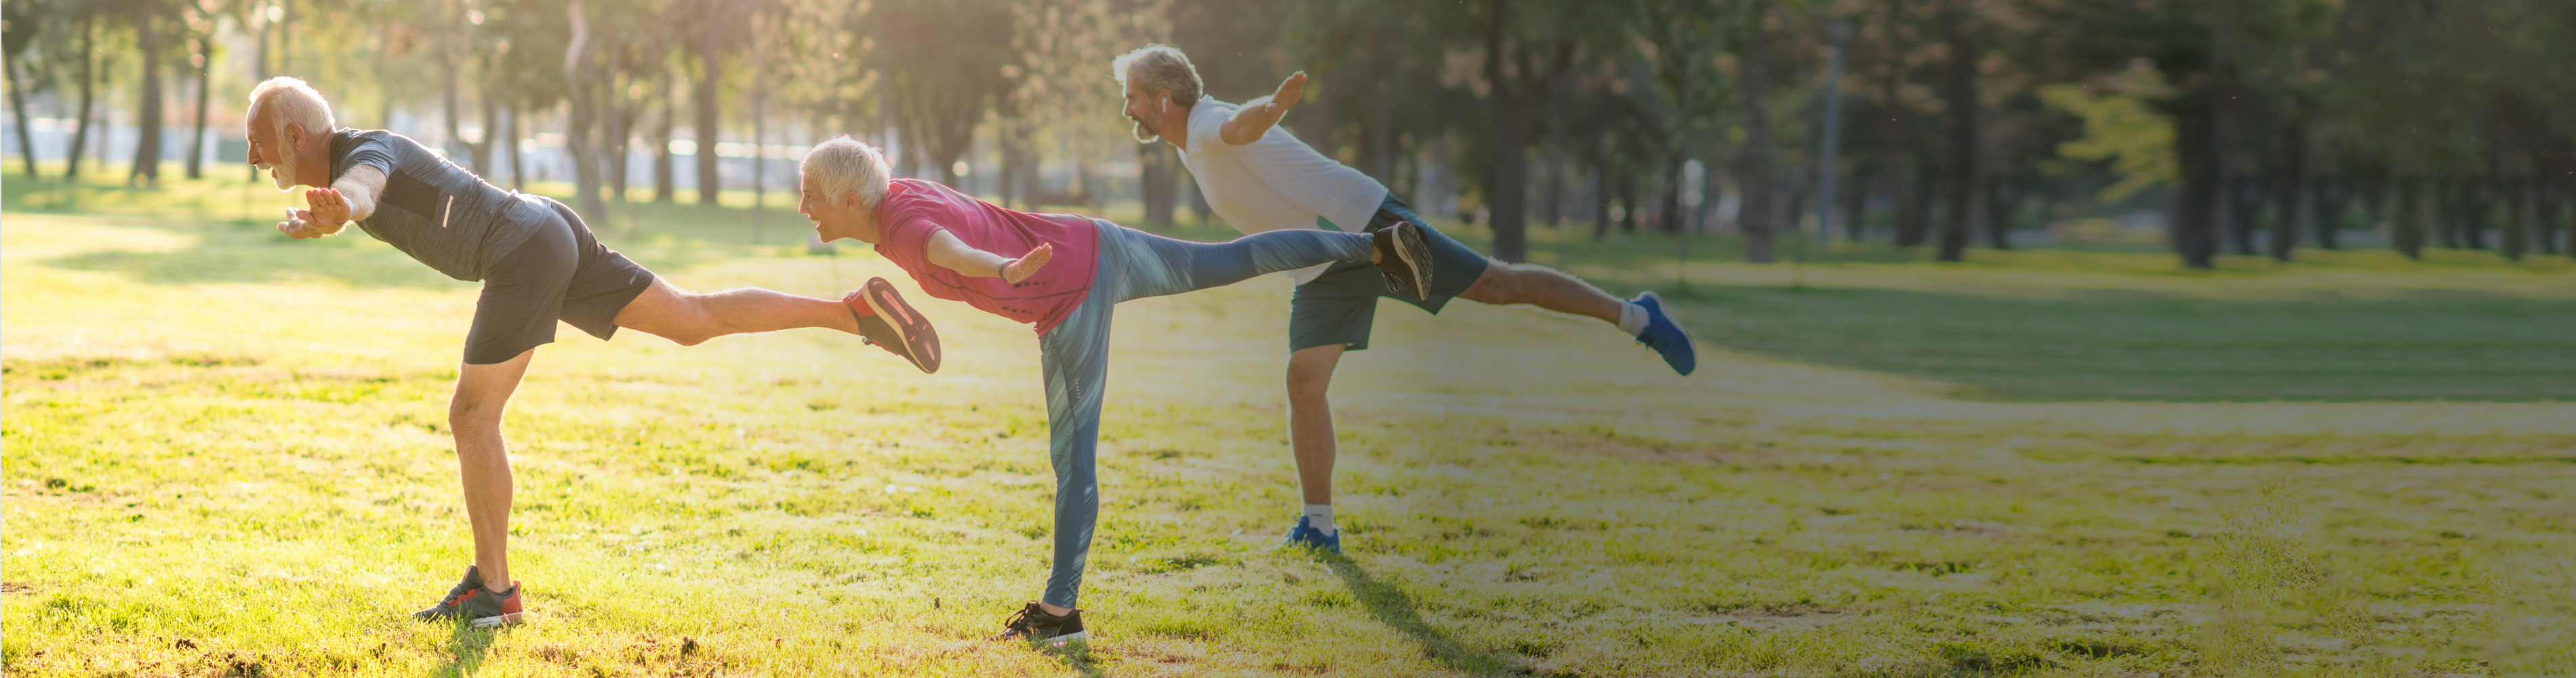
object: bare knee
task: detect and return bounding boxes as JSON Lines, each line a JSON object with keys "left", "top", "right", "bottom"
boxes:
{"left": 1456, "top": 263, "right": 1528, "bottom": 304}
{"left": 1285, "top": 351, "right": 1342, "bottom": 407}
{"left": 449, "top": 397, "right": 507, "bottom": 434}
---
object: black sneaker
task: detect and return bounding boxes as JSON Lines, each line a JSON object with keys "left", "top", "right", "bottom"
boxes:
{"left": 1371, "top": 220, "right": 1435, "bottom": 300}
{"left": 988, "top": 601, "right": 1087, "bottom": 645}
{"left": 412, "top": 565, "right": 525, "bottom": 628}
{"left": 845, "top": 277, "right": 941, "bottom": 374}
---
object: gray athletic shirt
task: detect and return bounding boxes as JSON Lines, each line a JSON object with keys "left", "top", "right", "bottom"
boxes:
{"left": 329, "top": 129, "right": 544, "bottom": 281}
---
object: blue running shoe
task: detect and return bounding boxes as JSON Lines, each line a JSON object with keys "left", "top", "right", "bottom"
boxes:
{"left": 1632, "top": 291, "right": 1697, "bottom": 376}
{"left": 1274, "top": 515, "right": 1342, "bottom": 554}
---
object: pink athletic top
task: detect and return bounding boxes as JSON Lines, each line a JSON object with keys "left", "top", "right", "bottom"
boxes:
{"left": 872, "top": 178, "right": 1100, "bottom": 334}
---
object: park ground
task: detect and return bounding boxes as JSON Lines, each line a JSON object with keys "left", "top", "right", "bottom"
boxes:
{"left": 4, "top": 168, "right": 2573, "bottom": 677}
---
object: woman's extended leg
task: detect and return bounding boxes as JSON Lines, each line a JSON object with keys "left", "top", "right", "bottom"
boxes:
{"left": 1106, "top": 222, "right": 1376, "bottom": 300}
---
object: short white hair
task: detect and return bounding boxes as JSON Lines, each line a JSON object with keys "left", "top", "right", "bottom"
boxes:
{"left": 247, "top": 76, "right": 336, "bottom": 142}
{"left": 801, "top": 136, "right": 891, "bottom": 210}
{"left": 1112, "top": 44, "right": 1202, "bottom": 103}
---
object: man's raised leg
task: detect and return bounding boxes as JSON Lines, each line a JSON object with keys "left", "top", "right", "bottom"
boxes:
{"left": 611, "top": 278, "right": 860, "bottom": 345}
{"left": 1455, "top": 261, "right": 1696, "bottom": 375}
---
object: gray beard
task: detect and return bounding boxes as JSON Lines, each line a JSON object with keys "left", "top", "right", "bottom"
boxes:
{"left": 266, "top": 157, "right": 300, "bottom": 191}
{"left": 1128, "top": 115, "right": 1161, "bottom": 144}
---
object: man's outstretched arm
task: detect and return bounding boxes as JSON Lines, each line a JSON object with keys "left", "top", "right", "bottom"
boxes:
{"left": 1218, "top": 71, "right": 1306, "bottom": 146}
{"left": 280, "top": 165, "right": 386, "bottom": 239}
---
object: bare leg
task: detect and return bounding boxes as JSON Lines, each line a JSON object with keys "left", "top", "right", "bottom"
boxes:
{"left": 611, "top": 278, "right": 862, "bottom": 346}
{"left": 452, "top": 348, "right": 534, "bottom": 592}
{"left": 1287, "top": 344, "right": 1346, "bottom": 506}
{"left": 1454, "top": 261, "right": 1624, "bottom": 325}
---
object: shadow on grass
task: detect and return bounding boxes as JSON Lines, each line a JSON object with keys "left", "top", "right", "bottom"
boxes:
{"left": 434, "top": 624, "right": 498, "bottom": 678}
{"left": 1640, "top": 285, "right": 2576, "bottom": 402}
{"left": 1323, "top": 554, "right": 1562, "bottom": 678}
{"left": 38, "top": 218, "right": 471, "bottom": 289}
{"left": 1038, "top": 639, "right": 1110, "bottom": 678}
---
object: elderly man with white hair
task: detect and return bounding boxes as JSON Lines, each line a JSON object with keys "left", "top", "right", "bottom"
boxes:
{"left": 243, "top": 77, "right": 944, "bottom": 627}
{"left": 1110, "top": 44, "right": 1699, "bottom": 554}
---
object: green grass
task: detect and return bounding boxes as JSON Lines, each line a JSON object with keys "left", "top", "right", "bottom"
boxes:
{"left": 5, "top": 170, "right": 2573, "bottom": 676}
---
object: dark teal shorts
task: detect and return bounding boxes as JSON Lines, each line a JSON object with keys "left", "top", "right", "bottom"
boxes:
{"left": 1287, "top": 195, "right": 1491, "bottom": 352}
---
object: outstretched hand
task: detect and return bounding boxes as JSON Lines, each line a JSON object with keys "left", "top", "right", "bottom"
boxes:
{"left": 277, "top": 208, "right": 329, "bottom": 239}
{"left": 1265, "top": 71, "right": 1307, "bottom": 115}
{"left": 304, "top": 187, "right": 353, "bottom": 227}
{"left": 1002, "top": 243, "right": 1053, "bottom": 283}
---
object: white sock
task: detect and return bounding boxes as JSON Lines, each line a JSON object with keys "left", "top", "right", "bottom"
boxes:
{"left": 1303, "top": 504, "right": 1337, "bottom": 536}
{"left": 1616, "top": 300, "right": 1650, "bottom": 336}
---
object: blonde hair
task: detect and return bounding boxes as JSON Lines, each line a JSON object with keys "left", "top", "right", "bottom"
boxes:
{"left": 800, "top": 136, "right": 891, "bottom": 210}
{"left": 247, "top": 76, "right": 336, "bottom": 144}
{"left": 1112, "top": 44, "right": 1203, "bottom": 104}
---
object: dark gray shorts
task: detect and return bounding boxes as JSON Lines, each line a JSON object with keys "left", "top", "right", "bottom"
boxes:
{"left": 1287, "top": 194, "right": 1491, "bottom": 352}
{"left": 462, "top": 197, "right": 656, "bottom": 365}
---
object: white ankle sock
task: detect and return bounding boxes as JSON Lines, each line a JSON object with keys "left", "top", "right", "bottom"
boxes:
{"left": 1616, "top": 300, "right": 1650, "bottom": 336}
{"left": 1303, "top": 504, "right": 1337, "bottom": 536}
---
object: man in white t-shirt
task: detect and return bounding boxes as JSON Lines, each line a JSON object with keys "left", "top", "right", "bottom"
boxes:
{"left": 1110, "top": 45, "right": 1697, "bottom": 553}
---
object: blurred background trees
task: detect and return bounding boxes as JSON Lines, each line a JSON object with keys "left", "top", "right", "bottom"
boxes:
{"left": 5, "top": 0, "right": 2571, "bottom": 264}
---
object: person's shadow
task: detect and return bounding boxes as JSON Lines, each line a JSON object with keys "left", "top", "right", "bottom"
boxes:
{"left": 1322, "top": 553, "right": 1555, "bottom": 677}
{"left": 433, "top": 624, "right": 498, "bottom": 677}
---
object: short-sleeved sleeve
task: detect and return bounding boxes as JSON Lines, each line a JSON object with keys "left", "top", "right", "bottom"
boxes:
{"left": 334, "top": 134, "right": 396, "bottom": 183}
{"left": 1186, "top": 97, "right": 1232, "bottom": 155}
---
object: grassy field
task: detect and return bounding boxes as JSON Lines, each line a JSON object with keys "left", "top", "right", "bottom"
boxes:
{"left": 5, "top": 170, "right": 2573, "bottom": 677}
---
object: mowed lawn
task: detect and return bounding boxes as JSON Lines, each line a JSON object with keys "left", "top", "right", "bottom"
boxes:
{"left": 5, "top": 173, "right": 2574, "bottom": 677}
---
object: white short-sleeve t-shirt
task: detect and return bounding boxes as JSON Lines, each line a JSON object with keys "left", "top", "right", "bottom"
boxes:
{"left": 1176, "top": 96, "right": 1389, "bottom": 285}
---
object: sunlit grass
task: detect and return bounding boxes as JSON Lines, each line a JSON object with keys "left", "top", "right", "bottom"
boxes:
{"left": 4, "top": 173, "right": 2571, "bottom": 676}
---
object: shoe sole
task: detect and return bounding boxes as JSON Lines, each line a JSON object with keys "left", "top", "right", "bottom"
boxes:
{"left": 467, "top": 611, "right": 524, "bottom": 628}
{"left": 1388, "top": 222, "right": 1434, "bottom": 300}
{"left": 862, "top": 277, "right": 942, "bottom": 374}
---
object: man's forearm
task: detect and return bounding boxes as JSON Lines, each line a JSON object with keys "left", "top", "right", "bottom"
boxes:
{"left": 1220, "top": 98, "right": 1288, "bottom": 146}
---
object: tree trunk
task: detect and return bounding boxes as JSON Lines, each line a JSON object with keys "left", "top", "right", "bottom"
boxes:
{"left": 2461, "top": 178, "right": 2493, "bottom": 250}
{"left": 606, "top": 72, "right": 632, "bottom": 202}
{"left": 2537, "top": 173, "right": 2565, "bottom": 256}
{"left": 65, "top": 16, "right": 96, "bottom": 181}
{"left": 503, "top": 105, "right": 523, "bottom": 191}
{"left": 2501, "top": 176, "right": 2531, "bottom": 262}
{"left": 1983, "top": 174, "right": 2015, "bottom": 250}
{"left": 184, "top": 26, "right": 213, "bottom": 179}
{"left": 130, "top": 5, "right": 165, "bottom": 185}
{"left": 654, "top": 73, "right": 676, "bottom": 202}
{"left": 2314, "top": 175, "right": 2348, "bottom": 250}
{"left": 1736, "top": 3, "right": 1779, "bottom": 263}
{"left": 1476, "top": 0, "right": 1537, "bottom": 263}
{"left": 2442, "top": 182, "right": 2462, "bottom": 251}
{"left": 2171, "top": 97, "right": 2219, "bottom": 269}
{"left": 1933, "top": 7, "right": 1977, "bottom": 262}
{"left": 563, "top": 1, "right": 606, "bottom": 220}
{"left": 1841, "top": 161, "right": 1870, "bottom": 241}
{"left": 2226, "top": 177, "right": 2263, "bottom": 256}
{"left": 7, "top": 54, "right": 39, "bottom": 178}
{"left": 1893, "top": 153, "right": 1927, "bottom": 245}
{"left": 1141, "top": 144, "right": 1177, "bottom": 230}
{"left": 693, "top": 13, "right": 723, "bottom": 205}
{"left": 2270, "top": 121, "right": 2307, "bottom": 262}
{"left": 2392, "top": 178, "right": 2426, "bottom": 260}
{"left": 470, "top": 85, "right": 496, "bottom": 176}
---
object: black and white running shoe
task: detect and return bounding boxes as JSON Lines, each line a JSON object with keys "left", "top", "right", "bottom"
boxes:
{"left": 1371, "top": 220, "right": 1435, "bottom": 300}
{"left": 989, "top": 601, "right": 1087, "bottom": 645}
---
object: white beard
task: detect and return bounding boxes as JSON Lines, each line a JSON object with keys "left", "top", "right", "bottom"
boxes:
{"left": 267, "top": 155, "right": 300, "bottom": 191}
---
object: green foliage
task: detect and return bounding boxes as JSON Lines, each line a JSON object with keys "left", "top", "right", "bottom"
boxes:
{"left": 2041, "top": 66, "right": 2177, "bottom": 203}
